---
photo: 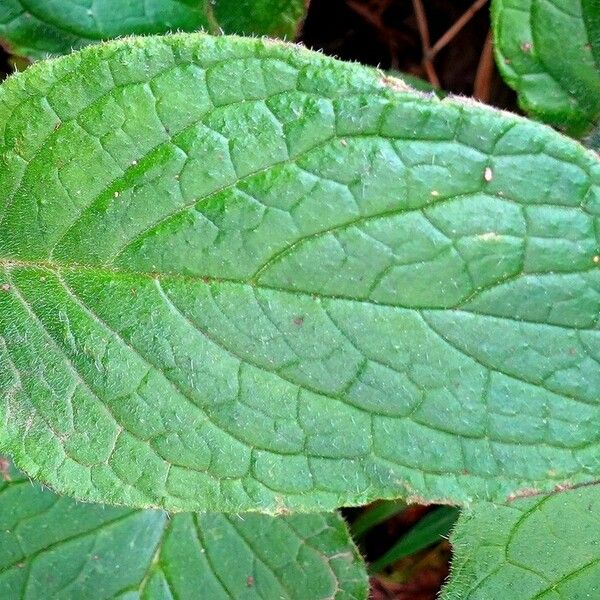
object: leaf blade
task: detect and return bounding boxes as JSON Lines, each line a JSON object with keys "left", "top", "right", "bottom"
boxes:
{"left": 0, "top": 0, "right": 306, "bottom": 60}
{"left": 0, "top": 459, "right": 367, "bottom": 600}
{"left": 441, "top": 486, "right": 600, "bottom": 599}
{"left": 492, "top": 0, "right": 600, "bottom": 136}
{"left": 0, "top": 34, "right": 599, "bottom": 512}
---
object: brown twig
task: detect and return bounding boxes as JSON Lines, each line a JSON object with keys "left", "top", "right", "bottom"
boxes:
{"left": 411, "top": 0, "right": 440, "bottom": 87}
{"left": 426, "top": 0, "right": 489, "bottom": 60}
{"left": 347, "top": 0, "right": 385, "bottom": 31}
{"left": 473, "top": 29, "right": 494, "bottom": 102}
{"left": 347, "top": 0, "right": 403, "bottom": 70}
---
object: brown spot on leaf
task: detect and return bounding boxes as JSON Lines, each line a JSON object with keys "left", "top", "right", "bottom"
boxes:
{"left": 381, "top": 75, "right": 412, "bottom": 93}
{"left": 246, "top": 576, "right": 255, "bottom": 587}
{"left": 521, "top": 41, "right": 532, "bottom": 53}
{"left": 293, "top": 316, "right": 304, "bottom": 326}
{"left": 507, "top": 487, "right": 541, "bottom": 502}
{"left": 0, "top": 457, "right": 10, "bottom": 481}
{"left": 1, "top": 283, "right": 11, "bottom": 292}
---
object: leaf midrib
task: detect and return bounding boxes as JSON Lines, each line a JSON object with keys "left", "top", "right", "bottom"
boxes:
{"left": 3, "top": 253, "right": 596, "bottom": 422}
{"left": 1, "top": 257, "right": 597, "bottom": 333}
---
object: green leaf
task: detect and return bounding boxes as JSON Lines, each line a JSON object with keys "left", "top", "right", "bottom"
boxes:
{"left": 368, "top": 506, "right": 459, "bottom": 574}
{"left": 441, "top": 486, "right": 600, "bottom": 599}
{"left": 0, "top": 0, "right": 307, "bottom": 60}
{"left": 0, "top": 34, "right": 599, "bottom": 513}
{"left": 492, "top": 0, "right": 600, "bottom": 136}
{"left": 350, "top": 499, "right": 407, "bottom": 539}
{"left": 0, "top": 459, "right": 367, "bottom": 599}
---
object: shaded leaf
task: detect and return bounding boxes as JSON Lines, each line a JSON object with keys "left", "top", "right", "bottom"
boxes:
{"left": 386, "top": 70, "right": 446, "bottom": 98}
{"left": 442, "top": 485, "right": 600, "bottom": 599}
{"left": 0, "top": 34, "right": 599, "bottom": 513}
{"left": 0, "top": 0, "right": 307, "bottom": 60}
{"left": 492, "top": 0, "right": 600, "bottom": 136}
{"left": 0, "top": 460, "right": 367, "bottom": 599}
{"left": 368, "top": 507, "right": 459, "bottom": 574}
{"left": 350, "top": 499, "right": 407, "bottom": 539}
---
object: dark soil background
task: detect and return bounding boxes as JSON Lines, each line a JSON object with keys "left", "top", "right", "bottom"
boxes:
{"left": 300, "top": 0, "right": 516, "bottom": 109}
{"left": 0, "top": 2, "right": 518, "bottom": 598}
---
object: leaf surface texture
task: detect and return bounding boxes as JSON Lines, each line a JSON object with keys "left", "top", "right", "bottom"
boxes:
{"left": 0, "top": 34, "right": 599, "bottom": 512}
{"left": 0, "top": 461, "right": 366, "bottom": 599}
{"left": 442, "top": 485, "right": 600, "bottom": 599}
{"left": 0, "top": 0, "right": 306, "bottom": 59}
{"left": 492, "top": 0, "right": 600, "bottom": 135}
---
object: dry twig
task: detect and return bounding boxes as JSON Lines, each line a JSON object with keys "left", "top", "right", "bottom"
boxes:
{"left": 473, "top": 29, "right": 494, "bottom": 101}
{"left": 411, "top": 0, "right": 440, "bottom": 87}
{"left": 427, "top": 0, "right": 489, "bottom": 60}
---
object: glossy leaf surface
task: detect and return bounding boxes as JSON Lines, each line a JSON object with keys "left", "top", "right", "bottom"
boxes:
{"left": 0, "top": 35, "right": 599, "bottom": 513}
{"left": 492, "top": 0, "right": 600, "bottom": 136}
{"left": 0, "top": 460, "right": 366, "bottom": 599}
{"left": 442, "top": 486, "right": 600, "bottom": 599}
{"left": 0, "top": 0, "right": 307, "bottom": 59}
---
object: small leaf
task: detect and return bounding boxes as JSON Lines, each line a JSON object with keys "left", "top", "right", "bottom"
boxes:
{"left": 441, "top": 486, "right": 600, "bottom": 599}
{"left": 492, "top": 0, "right": 600, "bottom": 136}
{"left": 350, "top": 499, "right": 407, "bottom": 539}
{"left": 0, "top": 35, "right": 599, "bottom": 513}
{"left": 368, "top": 506, "right": 459, "bottom": 574}
{"left": 0, "top": 459, "right": 367, "bottom": 599}
{"left": 0, "top": 0, "right": 307, "bottom": 60}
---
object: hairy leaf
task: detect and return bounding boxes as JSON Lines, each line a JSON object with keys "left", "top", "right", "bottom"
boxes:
{"left": 442, "top": 485, "right": 600, "bottom": 599}
{"left": 0, "top": 460, "right": 367, "bottom": 599}
{"left": 492, "top": 0, "right": 600, "bottom": 136}
{"left": 0, "top": 0, "right": 307, "bottom": 60}
{"left": 0, "top": 34, "right": 599, "bottom": 513}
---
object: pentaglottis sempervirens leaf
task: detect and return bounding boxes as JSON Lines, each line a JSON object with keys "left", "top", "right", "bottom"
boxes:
{"left": 441, "top": 485, "right": 600, "bottom": 599}
{"left": 0, "top": 459, "right": 367, "bottom": 599}
{"left": 0, "top": 0, "right": 307, "bottom": 60}
{"left": 492, "top": 0, "right": 600, "bottom": 137}
{"left": 0, "top": 34, "right": 599, "bottom": 513}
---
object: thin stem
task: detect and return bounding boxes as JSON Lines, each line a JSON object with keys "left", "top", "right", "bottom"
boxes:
{"left": 426, "top": 0, "right": 489, "bottom": 60}
{"left": 411, "top": 0, "right": 440, "bottom": 87}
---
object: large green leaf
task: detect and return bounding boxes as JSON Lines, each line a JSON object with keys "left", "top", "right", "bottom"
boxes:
{"left": 492, "top": 0, "right": 600, "bottom": 136}
{"left": 0, "top": 34, "right": 599, "bottom": 513}
{"left": 0, "top": 459, "right": 367, "bottom": 599}
{"left": 442, "top": 485, "right": 600, "bottom": 599}
{"left": 0, "top": 0, "right": 307, "bottom": 60}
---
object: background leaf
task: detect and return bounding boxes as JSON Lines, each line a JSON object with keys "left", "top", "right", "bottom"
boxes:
{"left": 0, "top": 0, "right": 307, "bottom": 60}
{"left": 0, "top": 34, "right": 599, "bottom": 513}
{"left": 368, "top": 506, "right": 459, "bottom": 574}
{"left": 0, "top": 459, "right": 367, "bottom": 599}
{"left": 492, "top": 0, "right": 600, "bottom": 136}
{"left": 441, "top": 485, "right": 600, "bottom": 599}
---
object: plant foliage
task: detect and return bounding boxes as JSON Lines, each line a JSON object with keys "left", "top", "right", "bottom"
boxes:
{"left": 0, "top": 0, "right": 307, "bottom": 59}
{"left": 492, "top": 0, "right": 600, "bottom": 136}
{"left": 0, "top": 35, "right": 598, "bottom": 516}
